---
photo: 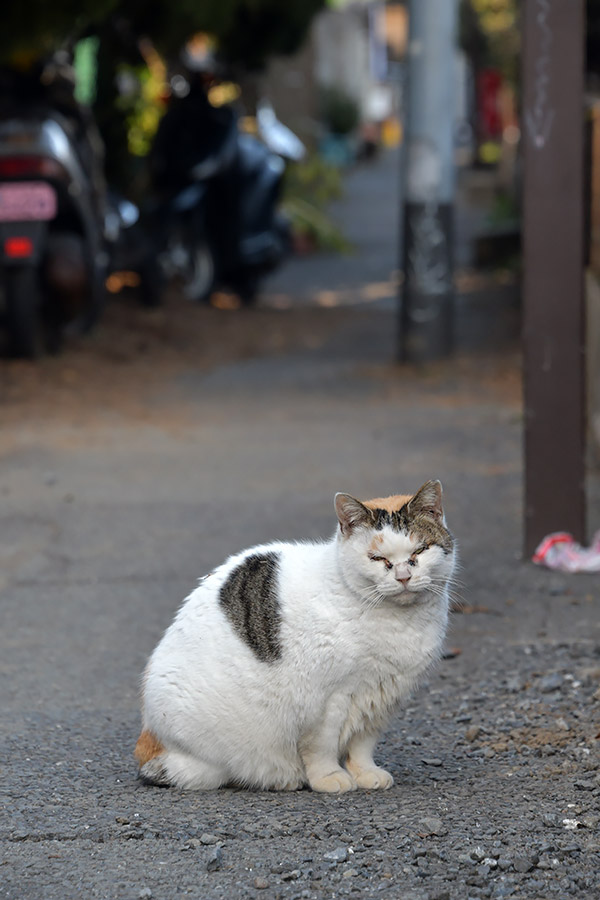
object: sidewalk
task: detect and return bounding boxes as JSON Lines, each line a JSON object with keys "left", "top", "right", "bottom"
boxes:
{"left": 263, "top": 148, "right": 520, "bottom": 353}
{"left": 1, "top": 158, "right": 599, "bottom": 900}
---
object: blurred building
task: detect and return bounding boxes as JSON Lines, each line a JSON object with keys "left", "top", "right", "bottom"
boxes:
{"left": 259, "top": 1, "right": 409, "bottom": 151}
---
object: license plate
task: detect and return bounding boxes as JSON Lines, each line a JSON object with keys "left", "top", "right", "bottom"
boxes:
{"left": 0, "top": 181, "right": 57, "bottom": 222}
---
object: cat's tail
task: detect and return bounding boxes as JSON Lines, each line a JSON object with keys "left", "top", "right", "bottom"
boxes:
{"left": 134, "top": 729, "right": 228, "bottom": 789}
{"left": 134, "top": 729, "right": 171, "bottom": 787}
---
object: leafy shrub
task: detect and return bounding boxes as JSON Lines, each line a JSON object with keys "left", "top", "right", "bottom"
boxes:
{"left": 282, "top": 154, "right": 350, "bottom": 252}
{"left": 318, "top": 86, "right": 360, "bottom": 136}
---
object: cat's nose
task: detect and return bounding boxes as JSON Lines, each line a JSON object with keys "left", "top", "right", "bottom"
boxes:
{"left": 394, "top": 564, "right": 412, "bottom": 585}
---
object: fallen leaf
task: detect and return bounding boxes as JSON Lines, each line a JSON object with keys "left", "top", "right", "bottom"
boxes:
{"left": 453, "top": 604, "right": 503, "bottom": 616}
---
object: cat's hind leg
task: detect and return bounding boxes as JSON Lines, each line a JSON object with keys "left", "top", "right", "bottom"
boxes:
{"left": 344, "top": 731, "right": 393, "bottom": 790}
{"left": 139, "top": 750, "right": 228, "bottom": 790}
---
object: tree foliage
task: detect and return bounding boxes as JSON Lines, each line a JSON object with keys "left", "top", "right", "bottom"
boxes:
{"left": 462, "top": 0, "right": 600, "bottom": 83}
{"left": 216, "top": 0, "right": 324, "bottom": 69}
{"left": 1, "top": 0, "right": 325, "bottom": 68}
{"left": 459, "top": 0, "right": 519, "bottom": 85}
{"left": 0, "top": 0, "right": 117, "bottom": 63}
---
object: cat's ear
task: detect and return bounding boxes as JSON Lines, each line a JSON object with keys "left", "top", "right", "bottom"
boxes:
{"left": 334, "top": 493, "right": 373, "bottom": 536}
{"left": 407, "top": 480, "right": 444, "bottom": 523}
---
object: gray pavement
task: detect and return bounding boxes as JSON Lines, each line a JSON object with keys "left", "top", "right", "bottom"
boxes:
{"left": 263, "top": 148, "right": 402, "bottom": 309}
{"left": 1, "top": 155, "right": 599, "bottom": 900}
{"left": 262, "top": 149, "right": 520, "bottom": 357}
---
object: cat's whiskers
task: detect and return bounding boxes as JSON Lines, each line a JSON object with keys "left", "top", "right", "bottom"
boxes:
{"left": 445, "top": 572, "right": 465, "bottom": 597}
{"left": 441, "top": 574, "right": 465, "bottom": 598}
{"left": 358, "top": 585, "right": 386, "bottom": 613}
{"left": 361, "top": 589, "right": 385, "bottom": 609}
{"left": 425, "top": 581, "right": 464, "bottom": 610}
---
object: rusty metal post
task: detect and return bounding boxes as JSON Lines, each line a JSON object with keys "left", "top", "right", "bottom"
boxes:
{"left": 522, "top": 0, "right": 586, "bottom": 557}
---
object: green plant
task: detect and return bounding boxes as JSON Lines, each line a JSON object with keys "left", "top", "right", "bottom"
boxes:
{"left": 283, "top": 197, "right": 350, "bottom": 252}
{"left": 487, "top": 190, "right": 520, "bottom": 228}
{"left": 282, "top": 154, "right": 350, "bottom": 252}
{"left": 318, "top": 86, "right": 360, "bottom": 136}
{"left": 283, "top": 155, "right": 343, "bottom": 209}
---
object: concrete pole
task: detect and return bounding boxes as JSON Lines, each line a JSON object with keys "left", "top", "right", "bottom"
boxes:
{"left": 400, "top": 0, "right": 459, "bottom": 363}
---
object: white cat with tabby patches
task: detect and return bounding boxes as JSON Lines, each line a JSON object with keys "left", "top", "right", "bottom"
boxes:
{"left": 135, "top": 480, "right": 456, "bottom": 793}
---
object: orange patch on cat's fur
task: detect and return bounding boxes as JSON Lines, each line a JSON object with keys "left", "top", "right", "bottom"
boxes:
{"left": 363, "top": 494, "right": 412, "bottom": 513}
{"left": 134, "top": 729, "right": 164, "bottom": 766}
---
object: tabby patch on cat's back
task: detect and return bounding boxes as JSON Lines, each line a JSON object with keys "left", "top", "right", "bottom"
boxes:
{"left": 219, "top": 551, "right": 282, "bottom": 663}
{"left": 135, "top": 479, "right": 456, "bottom": 793}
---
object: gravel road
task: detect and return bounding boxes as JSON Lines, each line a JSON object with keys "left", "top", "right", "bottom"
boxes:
{"left": 1, "top": 296, "right": 598, "bottom": 900}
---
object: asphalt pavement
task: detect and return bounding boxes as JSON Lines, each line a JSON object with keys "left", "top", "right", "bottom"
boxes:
{"left": 1, "top": 151, "right": 599, "bottom": 900}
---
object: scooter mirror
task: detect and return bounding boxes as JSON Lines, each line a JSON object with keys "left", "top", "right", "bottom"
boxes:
{"left": 118, "top": 199, "right": 139, "bottom": 228}
{"left": 257, "top": 100, "right": 306, "bottom": 163}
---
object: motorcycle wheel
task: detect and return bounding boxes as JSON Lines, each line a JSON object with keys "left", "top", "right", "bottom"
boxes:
{"left": 4, "top": 267, "right": 45, "bottom": 359}
{"left": 181, "top": 241, "right": 215, "bottom": 303}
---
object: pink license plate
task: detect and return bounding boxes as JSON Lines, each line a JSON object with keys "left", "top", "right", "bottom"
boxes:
{"left": 0, "top": 181, "right": 57, "bottom": 222}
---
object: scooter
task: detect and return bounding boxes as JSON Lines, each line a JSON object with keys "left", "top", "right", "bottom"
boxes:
{"left": 151, "top": 87, "right": 305, "bottom": 305}
{"left": 0, "top": 63, "right": 111, "bottom": 357}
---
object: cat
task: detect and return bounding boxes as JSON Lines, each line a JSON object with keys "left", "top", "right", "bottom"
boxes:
{"left": 134, "top": 479, "right": 456, "bottom": 793}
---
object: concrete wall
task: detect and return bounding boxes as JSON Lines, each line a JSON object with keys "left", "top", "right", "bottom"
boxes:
{"left": 313, "top": 7, "right": 372, "bottom": 117}
{"left": 257, "top": 2, "right": 407, "bottom": 148}
{"left": 260, "top": 32, "right": 318, "bottom": 148}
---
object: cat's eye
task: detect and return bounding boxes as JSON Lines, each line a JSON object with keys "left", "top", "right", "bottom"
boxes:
{"left": 410, "top": 544, "right": 430, "bottom": 563}
{"left": 369, "top": 554, "right": 393, "bottom": 570}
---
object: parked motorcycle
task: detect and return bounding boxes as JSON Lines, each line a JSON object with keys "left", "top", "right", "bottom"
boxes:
{"left": 0, "top": 60, "right": 112, "bottom": 357}
{"left": 150, "top": 76, "right": 305, "bottom": 305}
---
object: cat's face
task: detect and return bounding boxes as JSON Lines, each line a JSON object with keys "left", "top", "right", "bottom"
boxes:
{"left": 334, "top": 481, "right": 455, "bottom": 605}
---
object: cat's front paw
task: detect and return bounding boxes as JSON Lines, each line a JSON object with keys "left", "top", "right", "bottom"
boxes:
{"left": 350, "top": 766, "right": 394, "bottom": 790}
{"left": 309, "top": 769, "right": 357, "bottom": 794}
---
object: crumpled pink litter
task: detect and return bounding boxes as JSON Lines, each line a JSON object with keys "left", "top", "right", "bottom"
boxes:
{"left": 532, "top": 531, "right": 600, "bottom": 572}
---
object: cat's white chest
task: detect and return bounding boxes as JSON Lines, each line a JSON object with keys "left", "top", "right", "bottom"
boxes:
{"left": 341, "top": 595, "right": 446, "bottom": 677}
{"left": 333, "top": 602, "right": 446, "bottom": 747}
{"left": 280, "top": 583, "right": 447, "bottom": 740}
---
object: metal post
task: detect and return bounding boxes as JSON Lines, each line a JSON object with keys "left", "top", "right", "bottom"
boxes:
{"left": 400, "top": 0, "right": 459, "bottom": 363}
{"left": 522, "top": 0, "right": 586, "bottom": 557}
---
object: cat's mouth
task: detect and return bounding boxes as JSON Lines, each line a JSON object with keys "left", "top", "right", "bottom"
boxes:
{"left": 389, "top": 583, "right": 439, "bottom": 606}
{"left": 393, "top": 581, "right": 424, "bottom": 594}
{"left": 380, "top": 584, "right": 425, "bottom": 603}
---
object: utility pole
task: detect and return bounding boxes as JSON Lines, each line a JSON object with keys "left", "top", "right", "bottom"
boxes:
{"left": 400, "top": 0, "right": 460, "bottom": 363}
{"left": 522, "top": 0, "right": 586, "bottom": 556}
